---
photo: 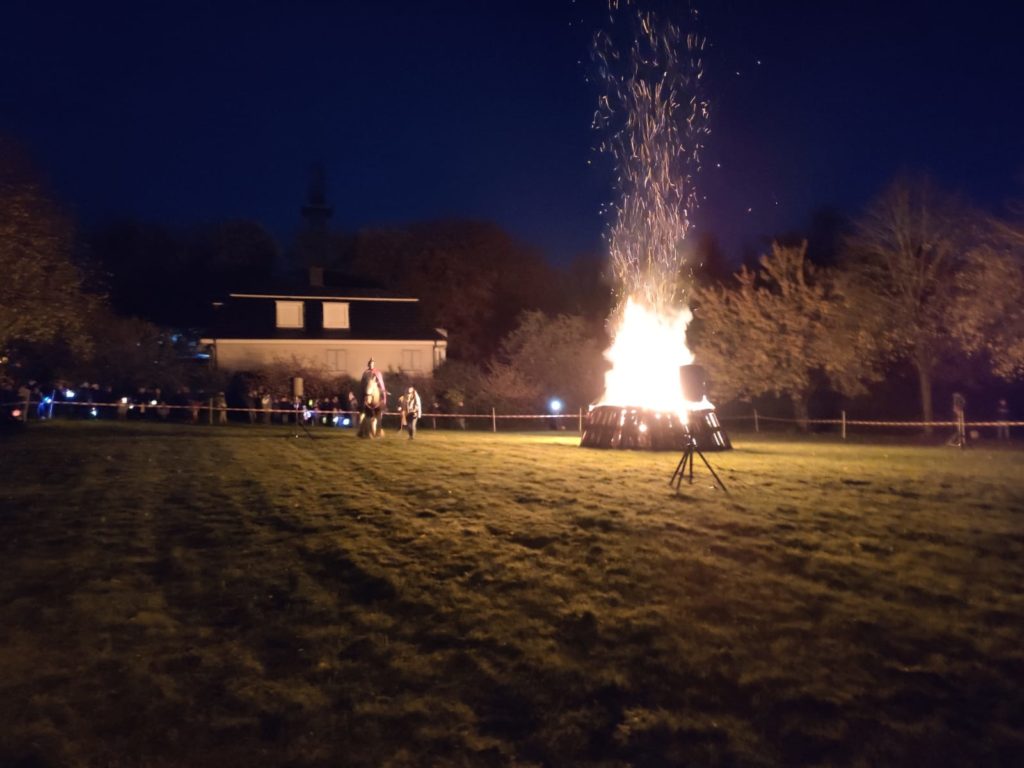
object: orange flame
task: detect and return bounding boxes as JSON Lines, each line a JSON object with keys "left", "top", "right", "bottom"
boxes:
{"left": 597, "top": 297, "right": 712, "bottom": 419}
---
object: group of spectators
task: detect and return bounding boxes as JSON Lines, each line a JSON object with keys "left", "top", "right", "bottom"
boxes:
{"left": 0, "top": 378, "right": 233, "bottom": 424}
{"left": 2, "top": 363, "right": 445, "bottom": 437}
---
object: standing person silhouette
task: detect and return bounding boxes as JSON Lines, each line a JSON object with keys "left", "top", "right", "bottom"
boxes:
{"left": 401, "top": 386, "right": 422, "bottom": 440}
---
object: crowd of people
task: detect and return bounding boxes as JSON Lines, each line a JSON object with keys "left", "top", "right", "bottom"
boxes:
{"left": 1, "top": 358, "right": 434, "bottom": 438}
{"left": 0, "top": 378, "right": 236, "bottom": 425}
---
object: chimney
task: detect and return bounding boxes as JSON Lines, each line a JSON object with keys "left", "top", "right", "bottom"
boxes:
{"left": 309, "top": 265, "right": 325, "bottom": 288}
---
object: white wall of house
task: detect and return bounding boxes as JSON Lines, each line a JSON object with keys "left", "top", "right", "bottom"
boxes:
{"left": 204, "top": 338, "right": 446, "bottom": 378}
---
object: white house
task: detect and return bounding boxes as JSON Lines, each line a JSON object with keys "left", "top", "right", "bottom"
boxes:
{"left": 200, "top": 286, "right": 447, "bottom": 378}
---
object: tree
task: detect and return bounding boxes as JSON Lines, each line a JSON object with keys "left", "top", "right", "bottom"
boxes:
{"left": 349, "top": 220, "right": 560, "bottom": 361}
{"left": 560, "top": 254, "right": 616, "bottom": 321}
{"left": 487, "top": 310, "right": 607, "bottom": 412}
{"left": 88, "top": 218, "right": 279, "bottom": 327}
{"left": 0, "top": 138, "right": 93, "bottom": 359}
{"left": 430, "top": 359, "right": 486, "bottom": 411}
{"left": 842, "top": 176, "right": 970, "bottom": 430}
{"left": 191, "top": 219, "right": 279, "bottom": 296}
{"left": 953, "top": 215, "right": 1024, "bottom": 380}
{"left": 83, "top": 309, "right": 190, "bottom": 391}
{"left": 690, "top": 242, "right": 884, "bottom": 429}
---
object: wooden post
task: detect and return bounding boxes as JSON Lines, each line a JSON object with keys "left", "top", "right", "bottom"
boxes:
{"left": 753, "top": 409, "right": 759, "bottom": 433}
{"left": 579, "top": 407, "right": 583, "bottom": 435}
{"left": 841, "top": 410, "right": 847, "bottom": 440}
{"left": 208, "top": 397, "right": 214, "bottom": 425}
{"left": 491, "top": 407, "right": 497, "bottom": 433}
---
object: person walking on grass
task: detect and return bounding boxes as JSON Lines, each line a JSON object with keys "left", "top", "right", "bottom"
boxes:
{"left": 400, "top": 386, "right": 422, "bottom": 440}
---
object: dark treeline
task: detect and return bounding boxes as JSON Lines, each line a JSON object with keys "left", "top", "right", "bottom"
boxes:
{"left": 691, "top": 177, "right": 1024, "bottom": 429}
{"left": 3, "top": 135, "right": 1023, "bottom": 427}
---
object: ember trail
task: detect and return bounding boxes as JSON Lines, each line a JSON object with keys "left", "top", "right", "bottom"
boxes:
{"left": 582, "top": 1, "right": 729, "bottom": 451}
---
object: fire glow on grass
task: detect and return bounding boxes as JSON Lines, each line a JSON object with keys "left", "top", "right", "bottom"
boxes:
{"left": 597, "top": 297, "right": 712, "bottom": 420}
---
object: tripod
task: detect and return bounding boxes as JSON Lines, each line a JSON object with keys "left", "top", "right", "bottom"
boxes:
{"left": 669, "top": 435, "right": 728, "bottom": 494}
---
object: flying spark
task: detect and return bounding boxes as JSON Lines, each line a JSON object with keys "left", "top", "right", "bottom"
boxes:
{"left": 592, "top": 1, "right": 709, "bottom": 316}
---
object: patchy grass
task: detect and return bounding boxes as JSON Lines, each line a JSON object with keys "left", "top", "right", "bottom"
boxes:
{"left": 1, "top": 422, "right": 1022, "bottom": 767}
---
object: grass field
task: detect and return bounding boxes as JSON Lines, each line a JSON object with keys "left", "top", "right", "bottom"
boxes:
{"left": 1, "top": 422, "right": 1022, "bottom": 767}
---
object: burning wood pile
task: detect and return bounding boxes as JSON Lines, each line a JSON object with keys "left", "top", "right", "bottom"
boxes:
{"left": 581, "top": 364, "right": 731, "bottom": 452}
{"left": 580, "top": 301, "right": 731, "bottom": 452}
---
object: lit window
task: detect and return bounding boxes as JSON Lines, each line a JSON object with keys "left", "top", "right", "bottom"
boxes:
{"left": 323, "top": 302, "right": 350, "bottom": 329}
{"left": 276, "top": 301, "right": 304, "bottom": 328}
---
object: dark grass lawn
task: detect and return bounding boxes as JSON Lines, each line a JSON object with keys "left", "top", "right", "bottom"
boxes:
{"left": 1, "top": 422, "right": 1022, "bottom": 767}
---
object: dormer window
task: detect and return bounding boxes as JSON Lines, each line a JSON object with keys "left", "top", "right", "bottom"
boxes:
{"left": 275, "top": 300, "right": 304, "bottom": 329}
{"left": 322, "top": 302, "right": 350, "bottom": 329}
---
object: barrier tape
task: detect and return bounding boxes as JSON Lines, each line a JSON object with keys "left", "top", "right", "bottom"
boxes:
{"left": 0, "top": 399, "right": 575, "bottom": 420}
{"left": 4, "top": 399, "right": 1022, "bottom": 428}
{"left": 721, "top": 414, "right": 1024, "bottom": 428}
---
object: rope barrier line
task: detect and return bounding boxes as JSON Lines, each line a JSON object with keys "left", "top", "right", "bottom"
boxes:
{"left": 0, "top": 399, "right": 579, "bottom": 421}
{"left": 3, "top": 399, "right": 1022, "bottom": 429}
{"left": 0, "top": 399, "right": 585, "bottom": 423}
{"left": 721, "top": 414, "right": 1024, "bottom": 428}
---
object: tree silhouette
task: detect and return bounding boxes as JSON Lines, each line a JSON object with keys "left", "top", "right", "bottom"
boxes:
{"left": 691, "top": 242, "right": 885, "bottom": 429}
{"left": 842, "top": 176, "right": 969, "bottom": 431}
{"left": 0, "top": 137, "right": 94, "bottom": 359}
{"left": 953, "top": 214, "right": 1024, "bottom": 380}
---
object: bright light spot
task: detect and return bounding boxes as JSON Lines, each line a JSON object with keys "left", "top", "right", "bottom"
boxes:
{"left": 638, "top": 422, "right": 648, "bottom": 433}
{"left": 332, "top": 416, "right": 340, "bottom": 425}
{"left": 120, "top": 397, "right": 129, "bottom": 404}
{"left": 89, "top": 408, "right": 98, "bottom": 417}
{"left": 43, "top": 396, "right": 53, "bottom": 404}
{"left": 150, "top": 400, "right": 158, "bottom": 406}
{"left": 11, "top": 409, "right": 22, "bottom": 419}
{"left": 342, "top": 417, "right": 351, "bottom": 426}
{"left": 549, "top": 398, "right": 563, "bottom": 413}
{"left": 597, "top": 297, "right": 712, "bottom": 419}
{"left": 64, "top": 389, "right": 75, "bottom": 399}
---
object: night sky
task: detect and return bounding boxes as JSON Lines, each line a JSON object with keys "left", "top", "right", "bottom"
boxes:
{"left": 3, "top": 0, "right": 1023, "bottom": 266}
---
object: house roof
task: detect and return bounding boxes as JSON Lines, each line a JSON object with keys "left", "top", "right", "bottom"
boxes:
{"left": 227, "top": 287, "right": 417, "bottom": 302}
{"left": 205, "top": 292, "right": 444, "bottom": 342}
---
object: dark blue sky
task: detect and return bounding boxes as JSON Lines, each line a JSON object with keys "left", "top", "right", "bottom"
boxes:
{"left": 3, "top": 1, "right": 1023, "bottom": 265}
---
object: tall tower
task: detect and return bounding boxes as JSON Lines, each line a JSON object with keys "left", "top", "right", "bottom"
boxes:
{"left": 299, "top": 163, "right": 334, "bottom": 282}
